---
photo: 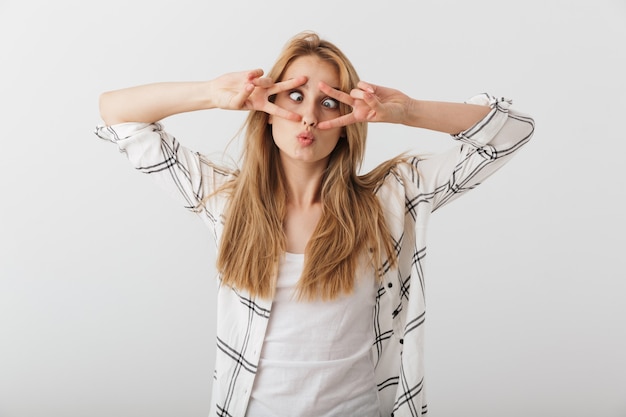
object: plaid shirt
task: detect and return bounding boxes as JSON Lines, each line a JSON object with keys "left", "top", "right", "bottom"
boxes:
{"left": 95, "top": 94, "right": 534, "bottom": 417}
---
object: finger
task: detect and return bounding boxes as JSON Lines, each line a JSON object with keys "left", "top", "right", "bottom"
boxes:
{"left": 350, "top": 88, "right": 367, "bottom": 101}
{"left": 264, "top": 102, "right": 302, "bottom": 122}
{"left": 246, "top": 69, "right": 264, "bottom": 81}
{"left": 351, "top": 89, "right": 381, "bottom": 113}
{"left": 357, "top": 80, "right": 376, "bottom": 94}
{"left": 319, "top": 82, "right": 354, "bottom": 106}
{"left": 317, "top": 113, "right": 358, "bottom": 130}
{"left": 361, "top": 90, "right": 381, "bottom": 109}
{"left": 268, "top": 76, "right": 307, "bottom": 94}
{"left": 251, "top": 77, "right": 274, "bottom": 88}
{"left": 351, "top": 81, "right": 378, "bottom": 100}
{"left": 232, "top": 83, "right": 255, "bottom": 109}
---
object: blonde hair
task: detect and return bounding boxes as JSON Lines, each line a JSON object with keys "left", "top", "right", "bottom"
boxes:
{"left": 217, "top": 31, "right": 401, "bottom": 300}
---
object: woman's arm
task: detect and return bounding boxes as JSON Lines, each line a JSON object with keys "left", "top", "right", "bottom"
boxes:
{"left": 317, "top": 81, "right": 489, "bottom": 134}
{"left": 99, "top": 69, "right": 307, "bottom": 126}
{"left": 99, "top": 81, "right": 213, "bottom": 125}
{"left": 401, "top": 98, "right": 490, "bottom": 134}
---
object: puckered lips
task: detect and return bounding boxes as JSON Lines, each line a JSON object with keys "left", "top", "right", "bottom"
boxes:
{"left": 297, "top": 130, "right": 315, "bottom": 147}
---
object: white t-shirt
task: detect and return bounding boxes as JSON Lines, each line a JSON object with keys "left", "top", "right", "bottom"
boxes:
{"left": 245, "top": 252, "right": 380, "bottom": 417}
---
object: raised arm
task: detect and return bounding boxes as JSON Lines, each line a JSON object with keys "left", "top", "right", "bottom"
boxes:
{"left": 317, "top": 80, "right": 490, "bottom": 134}
{"left": 99, "top": 81, "right": 212, "bottom": 125}
{"left": 99, "top": 69, "right": 308, "bottom": 125}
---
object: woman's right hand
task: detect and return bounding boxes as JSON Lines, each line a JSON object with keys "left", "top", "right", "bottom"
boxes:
{"left": 209, "top": 69, "right": 306, "bottom": 121}
{"left": 99, "top": 70, "right": 307, "bottom": 126}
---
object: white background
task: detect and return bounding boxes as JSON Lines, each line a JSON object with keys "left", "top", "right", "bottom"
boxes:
{"left": 1, "top": 1, "right": 625, "bottom": 416}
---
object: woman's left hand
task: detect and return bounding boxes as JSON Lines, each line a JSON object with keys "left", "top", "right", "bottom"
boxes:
{"left": 316, "top": 81, "right": 411, "bottom": 129}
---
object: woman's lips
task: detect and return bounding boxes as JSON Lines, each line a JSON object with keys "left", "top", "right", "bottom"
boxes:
{"left": 297, "top": 131, "right": 314, "bottom": 146}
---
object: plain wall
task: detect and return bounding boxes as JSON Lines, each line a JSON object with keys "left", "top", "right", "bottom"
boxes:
{"left": 1, "top": 0, "right": 625, "bottom": 416}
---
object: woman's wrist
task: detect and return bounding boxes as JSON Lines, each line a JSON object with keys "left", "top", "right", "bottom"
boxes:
{"left": 403, "top": 99, "right": 490, "bottom": 134}
{"left": 403, "top": 98, "right": 420, "bottom": 127}
{"left": 202, "top": 79, "right": 221, "bottom": 110}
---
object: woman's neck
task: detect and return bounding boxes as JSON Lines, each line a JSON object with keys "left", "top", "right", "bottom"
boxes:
{"left": 280, "top": 158, "right": 327, "bottom": 208}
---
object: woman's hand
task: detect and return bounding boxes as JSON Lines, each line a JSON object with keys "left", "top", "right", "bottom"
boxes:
{"left": 99, "top": 70, "right": 307, "bottom": 125}
{"left": 209, "top": 69, "right": 307, "bottom": 121}
{"left": 316, "top": 80, "right": 492, "bottom": 134}
{"left": 316, "top": 81, "right": 411, "bottom": 129}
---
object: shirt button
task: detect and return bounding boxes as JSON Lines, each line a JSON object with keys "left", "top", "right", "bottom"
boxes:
{"left": 399, "top": 338, "right": 404, "bottom": 344}
{"left": 387, "top": 282, "right": 393, "bottom": 288}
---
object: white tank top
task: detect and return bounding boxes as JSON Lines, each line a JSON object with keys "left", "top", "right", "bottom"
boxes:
{"left": 245, "top": 252, "right": 380, "bottom": 417}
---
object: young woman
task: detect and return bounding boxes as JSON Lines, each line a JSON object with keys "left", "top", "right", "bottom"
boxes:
{"left": 96, "top": 31, "right": 534, "bottom": 417}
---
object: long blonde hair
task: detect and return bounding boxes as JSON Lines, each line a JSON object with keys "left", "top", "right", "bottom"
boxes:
{"left": 217, "top": 32, "right": 401, "bottom": 301}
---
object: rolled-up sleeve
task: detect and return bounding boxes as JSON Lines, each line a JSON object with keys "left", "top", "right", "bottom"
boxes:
{"left": 94, "top": 122, "right": 233, "bottom": 228}
{"left": 402, "top": 94, "right": 535, "bottom": 211}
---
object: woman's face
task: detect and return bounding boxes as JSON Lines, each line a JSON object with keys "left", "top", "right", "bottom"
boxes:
{"left": 271, "top": 55, "right": 344, "bottom": 169}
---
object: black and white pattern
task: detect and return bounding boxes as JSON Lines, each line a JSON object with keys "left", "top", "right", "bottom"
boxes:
{"left": 95, "top": 93, "right": 534, "bottom": 417}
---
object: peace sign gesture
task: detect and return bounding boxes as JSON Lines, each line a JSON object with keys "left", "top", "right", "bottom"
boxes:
{"left": 210, "top": 69, "right": 307, "bottom": 121}
{"left": 316, "top": 81, "right": 412, "bottom": 129}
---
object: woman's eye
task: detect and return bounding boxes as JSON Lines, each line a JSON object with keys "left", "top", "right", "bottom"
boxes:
{"left": 288, "top": 91, "right": 303, "bottom": 102}
{"left": 322, "top": 98, "right": 339, "bottom": 109}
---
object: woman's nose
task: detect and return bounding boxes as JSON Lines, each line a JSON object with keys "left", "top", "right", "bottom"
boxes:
{"left": 302, "top": 118, "right": 316, "bottom": 127}
{"left": 301, "top": 102, "right": 317, "bottom": 127}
